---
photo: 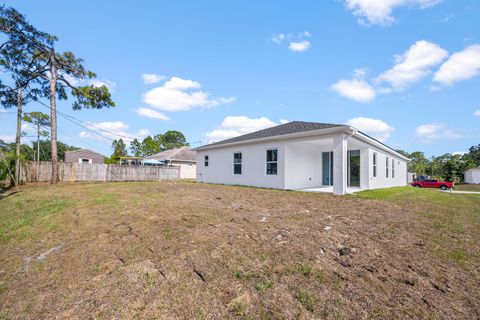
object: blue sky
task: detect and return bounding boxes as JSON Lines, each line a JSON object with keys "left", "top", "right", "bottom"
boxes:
{"left": 1, "top": 0, "right": 479, "bottom": 157}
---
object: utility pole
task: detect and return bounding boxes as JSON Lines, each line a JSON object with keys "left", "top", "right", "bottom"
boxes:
{"left": 14, "top": 86, "right": 22, "bottom": 184}
{"left": 49, "top": 52, "right": 58, "bottom": 183}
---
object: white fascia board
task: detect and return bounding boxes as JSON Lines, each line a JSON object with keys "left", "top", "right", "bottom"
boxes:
{"left": 193, "top": 126, "right": 353, "bottom": 151}
{"left": 352, "top": 130, "right": 410, "bottom": 161}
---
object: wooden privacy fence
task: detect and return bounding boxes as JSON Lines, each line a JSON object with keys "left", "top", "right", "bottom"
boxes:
{"left": 19, "top": 161, "right": 180, "bottom": 183}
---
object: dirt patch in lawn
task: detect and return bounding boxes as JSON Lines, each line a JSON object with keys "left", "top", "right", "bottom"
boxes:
{"left": 0, "top": 182, "right": 479, "bottom": 319}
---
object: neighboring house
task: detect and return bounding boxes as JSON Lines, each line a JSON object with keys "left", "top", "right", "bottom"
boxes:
{"left": 64, "top": 149, "right": 105, "bottom": 164}
{"left": 145, "top": 146, "right": 196, "bottom": 179}
{"left": 407, "top": 172, "right": 416, "bottom": 183}
{"left": 464, "top": 167, "right": 480, "bottom": 184}
{"left": 194, "top": 121, "right": 409, "bottom": 195}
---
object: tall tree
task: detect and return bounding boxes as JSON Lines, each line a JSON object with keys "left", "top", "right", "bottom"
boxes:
{"left": 161, "top": 130, "right": 188, "bottom": 150}
{"left": 141, "top": 135, "right": 162, "bottom": 156}
{"left": 465, "top": 144, "right": 480, "bottom": 166}
{"left": 23, "top": 111, "right": 50, "bottom": 162}
{"left": 0, "top": 6, "right": 53, "bottom": 183}
{"left": 130, "top": 139, "right": 142, "bottom": 157}
{"left": 407, "top": 151, "right": 429, "bottom": 175}
{"left": 107, "top": 139, "right": 128, "bottom": 163}
{"left": 0, "top": 6, "right": 115, "bottom": 183}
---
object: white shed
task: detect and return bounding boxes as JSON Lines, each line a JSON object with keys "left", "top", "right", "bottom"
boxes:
{"left": 464, "top": 167, "right": 480, "bottom": 184}
{"left": 194, "top": 121, "right": 409, "bottom": 195}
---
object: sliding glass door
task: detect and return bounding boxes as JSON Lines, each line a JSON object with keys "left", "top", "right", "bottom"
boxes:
{"left": 348, "top": 150, "right": 360, "bottom": 187}
{"left": 322, "top": 152, "right": 333, "bottom": 186}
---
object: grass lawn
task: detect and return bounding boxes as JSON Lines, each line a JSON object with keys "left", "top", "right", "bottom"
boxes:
{"left": 0, "top": 182, "right": 479, "bottom": 319}
{"left": 454, "top": 183, "right": 480, "bottom": 192}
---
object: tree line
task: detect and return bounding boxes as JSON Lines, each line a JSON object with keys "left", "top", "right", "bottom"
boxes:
{"left": 397, "top": 145, "right": 480, "bottom": 182}
{"left": 106, "top": 130, "right": 189, "bottom": 163}
{"left": 0, "top": 6, "right": 114, "bottom": 184}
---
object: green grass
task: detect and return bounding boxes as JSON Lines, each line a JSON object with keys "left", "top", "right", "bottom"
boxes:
{"left": 254, "top": 281, "right": 272, "bottom": 294}
{"left": 357, "top": 186, "right": 480, "bottom": 269}
{"left": 296, "top": 289, "right": 316, "bottom": 312}
{"left": 455, "top": 184, "right": 480, "bottom": 192}
{"left": 0, "top": 192, "right": 72, "bottom": 244}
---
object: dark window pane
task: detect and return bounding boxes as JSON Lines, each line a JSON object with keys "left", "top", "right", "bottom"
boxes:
{"left": 266, "top": 149, "right": 277, "bottom": 162}
{"left": 266, "top": 163, "right": 277, "bottom": 175}
{"left": 234, "top": 164, "right": 242, "bottom": 174}
{"left": 234, "top": 152, "right": 242, "bottom": 163}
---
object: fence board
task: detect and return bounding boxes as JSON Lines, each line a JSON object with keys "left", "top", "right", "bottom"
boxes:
{"left": 19, "top": 161, "right": 180, "bottom": 183}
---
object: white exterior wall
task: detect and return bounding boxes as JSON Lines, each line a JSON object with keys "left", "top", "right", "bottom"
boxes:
{"left": 284, "top": 143, "right": 322, "bottom": 189}
{"left": 465, "top": 169, "right": 480, "bottom": 184}
{"left": 366, "top": 146, "right": 408, "bottom": 189}
{"left": 174, "top": 162, "right": 196, "bottom": 179}
{"left": 196, "top": 132, "right": 408, "bottom": 192}
{"left": 196, "top": 142, "right": 285, "bottom": 189}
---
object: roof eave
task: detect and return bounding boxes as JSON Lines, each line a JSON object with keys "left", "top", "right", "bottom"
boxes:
{"left": 193, "top": 126, "right": 352, "bottom": 151}
{"left": 353, "top": 131, "right": 410, "bottom": 161}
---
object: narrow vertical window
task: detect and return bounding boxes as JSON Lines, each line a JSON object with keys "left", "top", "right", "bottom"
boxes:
{"left": 386, "top": 156, "right": 389, "bottom": 178}
{"left": 372, "top": 152, "right": 377, "bottom": 178}
{"left": 266, "top": 149, "right": 278, "bottom": 175}
{"left": 204, "top": 155, "right": 209, "bottom": 167}
{"left": 233, "top": 152, "right": 242, "bottom": 175}
{"left": 392, "top": 159, "right": 395, "bottom": 178}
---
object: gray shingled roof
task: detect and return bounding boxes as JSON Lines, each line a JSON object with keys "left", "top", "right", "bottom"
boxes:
{"left": 199, "top": 121, "right": 346, "bottom": 148}
{"left": 64, "top": 149, "right": 104, "bottom": 157}
{"left": 146, "top": 146, "right": 196, "bottom": 162}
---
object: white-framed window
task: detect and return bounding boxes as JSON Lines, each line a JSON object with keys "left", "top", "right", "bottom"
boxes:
{"left": 386, "top": 156, "right": 389, "bottom": 178}
{"left": 204, "top": 155, "right": 209, "bottom": 167}
{"left": 392, "top": 158, "right": 395, "bottom": 178}
{"left": 266, "top": 149, "right": 278, "bottom": 175}
{"left": 79, "top": 158, "right": 91, "bottom": 164}
{"left": 372, "top": 152, "right": 377, "bottom": 178}
{"left": 233, "top": 152, "right": 242, "bottom": 175}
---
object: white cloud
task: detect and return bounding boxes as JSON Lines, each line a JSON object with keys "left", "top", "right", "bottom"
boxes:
{"left": 62, "top": 73, "right": 82, "bottom": 87}
{"left": 452, "top": 151, "right": 466, "bottom": 156}
{"left": 288, "top": 40, "right": 311, "bottom": 52}
{"left": 331, "top": 78, "right": 376, "bottom": 103}
{"left": 343, "top": 0, "right": 442, "bottom": 26}
{"left": 0, "top": 134, "right": 15, "bottom": 143}
{"left": 89, "top": 79, "right": 116, "bottom": 92}
{"left": 414, "top": 123, "right": 463, "bottom": 143}
{"left": 280, "top": 119, "right": 290, "bottom": 124}
{"left": 272, "top": 33, "right": 285, "bottom": 44}
{"left": 376, "top": 40, "right": 448, "bottom": 90}
{"left": 79, "top": 121, "right": 149, "bottom": 143}
{"left": 205, "top": 116, "right": 281, "bottom": 143}
{"left": 272, "top": 32, "right": 312, "bottom": 52}
{"left": 433, "top": 45, "right": 480, "bottom": 85}
{"left": 346, "top": 117, "right": 395, "bottom": 142}
{"left": 135, "top": 107, "right": 169, "bottom": 121}
{"left": 141, "top": 73, "right": 166, "bottom": 85}
{"left": 21, "top": 123, "right": 36, "bottom": 135}
{"left": 474, "top": 110, "right": 480, "bottom": 117}
{"left": 163, "top": 77, "right": 201, "bottom": 90}
{"left": 142, "top": 76, "right": 235, "bottom": 112}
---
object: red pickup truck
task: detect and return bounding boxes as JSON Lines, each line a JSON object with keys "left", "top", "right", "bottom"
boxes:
{"left": 411, "top": 179, "right": 454, "bottom": 190}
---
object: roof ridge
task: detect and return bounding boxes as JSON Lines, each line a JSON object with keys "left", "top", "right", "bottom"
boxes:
{"left": 168, "top": 147, "right": 185, "bottom": 159}
{"left": 197, "top": 121, "right": 346, "bottom": 149}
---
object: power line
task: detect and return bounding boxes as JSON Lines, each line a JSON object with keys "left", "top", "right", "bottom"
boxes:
{"left": 34, "top": 100, "right": 137, "bottom": 141}
{"left": 32, "top": 100, "right": 203, "bottom": 147}
{"left": 34, "top": 100, "right": 118, "bottom": 142}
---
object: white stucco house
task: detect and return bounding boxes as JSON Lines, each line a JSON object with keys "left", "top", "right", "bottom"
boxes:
{"left": 145, "top": 146, "right": 196, "bottom": 179}
{"left": 464, "top": 167, "right": 480, "bottom": 184}
{"left": 194, "top": 121, "right": 409, "bottom": 195}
